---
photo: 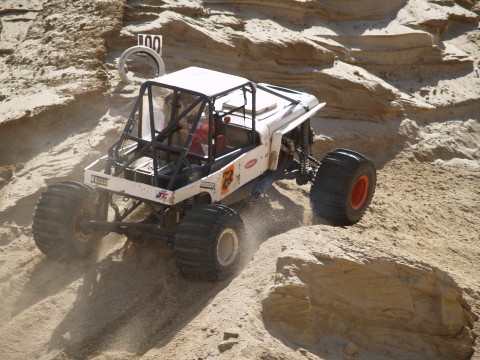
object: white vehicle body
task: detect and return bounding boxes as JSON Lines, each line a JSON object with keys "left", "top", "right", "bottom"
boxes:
{"left": 84, "top": 67, "right": 325, "bottom": 206}
{"left": 32, "top": 66, "right": 375, "bottom": 279}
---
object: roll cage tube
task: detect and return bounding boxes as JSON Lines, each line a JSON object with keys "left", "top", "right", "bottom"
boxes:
{"left": 105, "top": 80, "right": 257, "bottom": 189}
{"left": 108, "top": 83, "right": 209, "bottom": 165}
{"left": 165, "top": 99, "right": 208, "bottom": 189}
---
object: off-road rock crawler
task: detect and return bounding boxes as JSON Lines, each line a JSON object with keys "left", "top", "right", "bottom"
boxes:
{"left": 32, "top": 67, "right": 376, "bottom": 280}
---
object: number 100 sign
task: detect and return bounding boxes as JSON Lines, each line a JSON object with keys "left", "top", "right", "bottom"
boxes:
{"left": 138, "top": 34, "right": 163, "bottom": 56}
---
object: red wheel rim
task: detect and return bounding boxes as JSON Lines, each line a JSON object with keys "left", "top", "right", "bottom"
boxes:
{"left": 350, "top": 175, "right": 369, "bottom": 211}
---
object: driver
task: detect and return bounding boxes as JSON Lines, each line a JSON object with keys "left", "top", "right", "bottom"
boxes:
{"left": 190, "top": 112, "right": 211, "bottom": 156}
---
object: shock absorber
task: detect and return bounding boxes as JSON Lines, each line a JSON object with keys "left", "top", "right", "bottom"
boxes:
{"left": 300, "top": 119, "right": 310, "bottom": 177}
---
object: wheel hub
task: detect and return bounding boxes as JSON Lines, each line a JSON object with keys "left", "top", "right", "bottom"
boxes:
{"left": 350, "top": 175, "right": 369, "bottom": 211}
{"left": 216, "top": 228, "right": 239, "bottom": 267}
{"left": 75, "top": 212, "right": 94, "bottom": 243}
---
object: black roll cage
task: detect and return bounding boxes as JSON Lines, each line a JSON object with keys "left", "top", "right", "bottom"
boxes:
{"left": 105, "top": 80, "right": 257, "bottom": 191}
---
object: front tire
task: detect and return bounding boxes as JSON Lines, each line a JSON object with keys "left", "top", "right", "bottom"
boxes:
{"left": 32, "top": 181, "right": 99, "bottom": 261}
{"left": 174, "top": 204, "right": 244, "bottom": 280}
{"left": 310, "top": 149, "right": 376, "bottom": 225}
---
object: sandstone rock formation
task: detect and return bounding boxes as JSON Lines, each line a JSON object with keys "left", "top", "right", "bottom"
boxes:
{"left": 0, "top": 0, "right": 479, "bottom": 359}
{"left": 263, "top": 249, "right": 477, "bottom": 359}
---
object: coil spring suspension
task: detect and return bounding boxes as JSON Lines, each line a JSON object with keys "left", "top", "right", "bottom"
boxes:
{"left": 300, "top": 119, "right": 310, "bottom": 177}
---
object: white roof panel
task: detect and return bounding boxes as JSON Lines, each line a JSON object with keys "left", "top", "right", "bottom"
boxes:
{"left": 151, "top": 66, "right": 251, "bottom": 97}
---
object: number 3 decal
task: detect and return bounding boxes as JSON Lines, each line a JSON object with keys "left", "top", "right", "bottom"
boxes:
{"left": 221, "top": 165, "right": 235, "bottom": 195}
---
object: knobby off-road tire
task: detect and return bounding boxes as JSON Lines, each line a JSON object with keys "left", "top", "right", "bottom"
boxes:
{"left": 174, "top": 204, "right": 245, "bottom": 280}
{"left": 310, "top": 149, "right": 376, "bottom": 226}
{"left": 32, "top": 181, "right": 99, "bottom": 261}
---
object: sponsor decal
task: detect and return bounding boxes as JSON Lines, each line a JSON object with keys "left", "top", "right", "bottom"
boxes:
{"left": 156, "top": 191, "right": 168, "bottom": 200}
{"left": 245, "top": 159, "right": 257, "bottom": 169}
{"left": 221, "top": 165, "right": 235, "bottom": 195}
{"left": 91, "top": 175, "right": 108, "bottom": 186}
{"left": 200, "top": 182, "right": 216, "bottom": 190}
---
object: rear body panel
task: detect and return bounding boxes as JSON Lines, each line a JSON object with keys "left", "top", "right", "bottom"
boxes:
{"left": 85, "top": 144, "right": 268, "bottom": 205}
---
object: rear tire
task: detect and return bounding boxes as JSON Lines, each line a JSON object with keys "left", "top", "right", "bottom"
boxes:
{"left": 32, "top": 181, "right": 99, "bottom": 261}
{"left": 174, "top": 204, "right": 244, "bottom": 280}
{"left": 310, "top": 149, "right": 376, "bottom": 225}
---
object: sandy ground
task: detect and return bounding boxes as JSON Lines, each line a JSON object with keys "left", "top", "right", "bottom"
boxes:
{"left": 0, "top": 0, "right": 479, "bottom": 359}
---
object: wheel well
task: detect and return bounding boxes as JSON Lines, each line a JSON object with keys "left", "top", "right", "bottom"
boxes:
{"left": 194, "top": 192, "right": 212, "bottom": 205}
